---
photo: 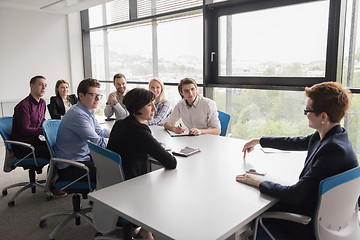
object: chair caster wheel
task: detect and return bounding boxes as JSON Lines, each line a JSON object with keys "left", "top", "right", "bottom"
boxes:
{"left": 2, "top": 190, "right": 7, "bottom": 196}
{"left": 47, "top": 196, "right": 53, "bottom": 201}
{"left": 39, "top": 220, "right": 46, "bottom": 228}
{"left": 8, "top": 201, "right": 15, "bottom": 207}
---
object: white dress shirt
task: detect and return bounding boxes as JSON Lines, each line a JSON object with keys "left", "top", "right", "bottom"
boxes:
{"left": 165, "top": 95, "right": 221, "bottom": 130}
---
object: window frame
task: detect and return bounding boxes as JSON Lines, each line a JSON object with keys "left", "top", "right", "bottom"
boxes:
{"left": 203, "top": 0, "right": 346, "bottom": 91}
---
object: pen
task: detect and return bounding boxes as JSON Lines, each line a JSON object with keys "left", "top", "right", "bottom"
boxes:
{"left": 179, "top": 123, "right": 183, "bottom": 128}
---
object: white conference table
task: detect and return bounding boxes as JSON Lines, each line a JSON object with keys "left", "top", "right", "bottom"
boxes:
{"left": 89, "top": 126, "right": 306, "bottom": 240}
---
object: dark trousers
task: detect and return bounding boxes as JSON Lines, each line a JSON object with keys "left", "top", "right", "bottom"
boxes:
{"left": 12, "top": 138, "right": 50, "bottom": 159}
{"left": 57, "top": 160, "right": 97, "bottom": 183}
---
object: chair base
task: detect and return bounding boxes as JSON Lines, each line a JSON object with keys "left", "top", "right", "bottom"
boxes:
{"left": 2, "top": 168, "right": 46, "bottom": 207}
{"left": 40, "top": 209, "right": 94, "bottom": 240}
{"left": 39, "top": 194, "right": 95, "bottom": 240}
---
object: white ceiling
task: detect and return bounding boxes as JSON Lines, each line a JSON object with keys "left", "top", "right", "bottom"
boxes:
{"left": 0, "top": 0, "right": 113, "bottom": 14}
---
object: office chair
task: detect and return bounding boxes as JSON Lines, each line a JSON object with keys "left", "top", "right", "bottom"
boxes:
{"left": 41, "top": 119, "right": 60, "bottom": 199}
{"left": 39, "top": 120, "right": 96, "bottom": 240}
{"left": 217, "top": 110, "right": 230, "bottom": 137}
{"left": 88, "top": 140, "right": 134, "bottom": 240}
{"left": 252, "top": 166, "right": 360, "bottom": 240}
{"left": 0, "top": 116, "right": 49, "bottom": 207}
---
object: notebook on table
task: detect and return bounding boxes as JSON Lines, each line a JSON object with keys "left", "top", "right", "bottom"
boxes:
{"left": 172, "top": 146, "right": 200, "bottom": 157}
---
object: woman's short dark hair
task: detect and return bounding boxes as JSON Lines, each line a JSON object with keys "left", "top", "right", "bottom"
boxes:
{"left": 123, "top": 88, "right": 155, "bottom": 115}
{"left": 305, "top": 81, "right": 351, "bottom": 123}
{"left": 55, "top": 79, "right": 69, "bottom": 96}
{"left": 77, "top": 78, "right": 100, "bottom": 97}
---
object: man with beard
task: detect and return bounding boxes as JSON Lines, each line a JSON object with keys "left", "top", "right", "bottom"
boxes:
{"left": 104, "top": 73, "right": 129, "bottom": 120}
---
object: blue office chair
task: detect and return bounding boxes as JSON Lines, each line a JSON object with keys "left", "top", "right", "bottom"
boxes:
{"left": 218, "top": 110, "right": 231, "bottom": 137}
{"left": 39, "top": 120, "right": 96, "bottom": 240}
{"left": 0, "top": 116, "right": 49, "bottom": 207}
{"left": 88, "top": 141, "right": 135, "bottom": 240}
{"left": 252, "top": 166, "right": 360, "bottom": 240}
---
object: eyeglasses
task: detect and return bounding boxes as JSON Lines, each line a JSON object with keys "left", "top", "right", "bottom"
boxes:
{"left": 86, "top": 93, "right": 103, "bottom": 100}
{"left": 304, "top": 108, "right": 315, "bottom": 115}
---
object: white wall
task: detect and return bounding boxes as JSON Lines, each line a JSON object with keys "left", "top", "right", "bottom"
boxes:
{"left": 0, "top": 7, "right": 84, "bottom": 114}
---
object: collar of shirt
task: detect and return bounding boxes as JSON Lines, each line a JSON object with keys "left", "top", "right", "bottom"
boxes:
{"left": 116, "top": 92, "right": 125, "bottom": 100}
{"left": 76, "top": 101, "right": 95, "bottom": 117}
{"left": 185, "top": 95, "right": 200, "bottom": 108}
{"left": 28, "top": 93, "right": 43, "bottom": 105}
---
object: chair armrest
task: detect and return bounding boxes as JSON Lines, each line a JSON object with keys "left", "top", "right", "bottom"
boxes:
{"left": 253, "top": 211, "right": 312, "bottom": 240}
{"left": 51, "top": 158, "right": 87, "bottom": 169}
{"left": 4, "top": 140, "right": 44, "bottom": 166}
{"left": 260, "top": 211, "right": 311, "bottom": 225}
{"left": 5, "top": 140, "right": 34, "bottom": 150}
{"left": 51, "top": 158, "right": 92, "bottom": 191}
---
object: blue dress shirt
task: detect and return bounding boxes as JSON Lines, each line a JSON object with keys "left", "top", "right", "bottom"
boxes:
{"left": 54, "top": 102, "right": 109, "bottom": 169}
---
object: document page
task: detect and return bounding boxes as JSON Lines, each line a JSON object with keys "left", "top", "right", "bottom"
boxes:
{"left": 166, "top": 129, "right": 192, "bottom": 137}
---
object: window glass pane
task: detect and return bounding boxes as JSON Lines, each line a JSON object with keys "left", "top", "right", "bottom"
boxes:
{"left": 107, "top": 24, "right": 153, "bottom": 81}
{"left": 89, "top": 11, "right": 203, "bottom": 84}
{"left": 342, "top": 0, "right": 360, "bottom": 88}
{"left": 346, "top": 94, "right": 360, "bottom": 156}
{"left": 157, "top": 14, "right": 203, "bottom": 83}
{"left": 138, "top": 0, "right": 202, "bottom": 18}
{"left": 213, "top": 88, "right": 314, "bottom": 139}
{"left": 90, "top": 30, "right": 106, "bottom": 80}
{"left": 219, "top": 1, "right": 329, "bottom": 77}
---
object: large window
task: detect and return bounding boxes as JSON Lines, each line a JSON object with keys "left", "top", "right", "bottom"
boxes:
{"left": 83, "top": 0, "right": 360, "bottom": 157}
{"left": 219, "top": 1, "right": 329, "bottom": 77}
{"left": 87, "top": 2, "right": 203, "bottom": 84}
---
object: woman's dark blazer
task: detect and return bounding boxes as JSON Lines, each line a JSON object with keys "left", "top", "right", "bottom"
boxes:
{"left": 48, "top": 94, "right": 78, "bottom": 119}
{"left": 259, "top": 125, "right": 358, "bottom": 216}
{"left": 258, "top": 125, "right": 358, "bottom": 238}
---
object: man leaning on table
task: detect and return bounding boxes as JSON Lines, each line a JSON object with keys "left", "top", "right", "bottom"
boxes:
{"left": 164, "top": 77, "right": 221, "bottom": 136}
{"left": 54, "top": 78, "right": 110, "bottom": 184}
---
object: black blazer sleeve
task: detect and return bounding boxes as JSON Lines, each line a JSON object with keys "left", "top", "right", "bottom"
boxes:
{"left": 48, "top": 96, "right": 63, "bottom": 119}
{"left": 137, "top": 127, "right": 177, "bottom": 169}
{"left": 68, "top": 94, "right": 78, "bottom": 105}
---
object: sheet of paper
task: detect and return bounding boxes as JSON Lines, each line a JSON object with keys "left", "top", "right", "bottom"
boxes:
{"left": 166, "top": 129, "right": 191, "bottom": 137}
